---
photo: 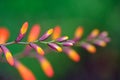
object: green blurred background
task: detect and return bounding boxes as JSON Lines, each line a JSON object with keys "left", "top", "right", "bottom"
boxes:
{"left": 0, "top": 0, "right": 120, "bottom": 80}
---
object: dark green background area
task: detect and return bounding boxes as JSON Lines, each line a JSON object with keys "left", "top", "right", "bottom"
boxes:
{"left": 0, "top": 0, "right": 120, "bottom": 80}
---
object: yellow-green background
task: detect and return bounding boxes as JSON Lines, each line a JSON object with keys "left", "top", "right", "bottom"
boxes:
{"left": 0, "top": 0, "right": 120, "bottom": 80}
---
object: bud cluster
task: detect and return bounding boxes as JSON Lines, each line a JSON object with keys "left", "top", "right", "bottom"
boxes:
{"left": 0, "top": 22, "right": 110, "bottom": 80}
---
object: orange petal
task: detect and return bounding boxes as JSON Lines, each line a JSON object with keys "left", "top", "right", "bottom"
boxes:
{"left": 74, "top": 27, "right": 83, "bottom": 39}
{"left": 21, "top": 22, "right": 28, "bottom": 35}
{"left": 0, "top": 28, "right": 9, "bottom": 44}
{"left": 28, "top": 24, "right": 40, "bottom": 42}
{"left": 52, "top": 26, "right": 61, "bottom": 40}
{"left": 15, "top": 60, "right": 36, "bottom": 80}
{"left": 40, "top": 58, "right": 54, "bottom": 77}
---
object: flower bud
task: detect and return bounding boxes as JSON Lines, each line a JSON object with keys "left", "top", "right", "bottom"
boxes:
{"left": 52, "top": 26, "right": 61, "bottom": 40}
{"left": 62, "top": 42, "right": 73, "bottom": 46}
{"left": 63, "top": 47, "right": 80, "bottom": 62}
{"left": 29, "top": 43, "right": 44, "bottom": 56}
{"left": 48, "top": 43, "right": 62, "bottom": 52}
{"left": 74, "top": 27, "right": 83, "bottom": 41}
{"left": 38, "top": 56, "right": 54, "bottom": 77}
{"left": 56, "top": 36, "right": 69, "bottom": 42}
{"left": 0, "top": 45, "right": 14, "bottom": 66}
{"left": 28, "top": 24, "right": 40, "bottom": 42}
{"left": 81, "top": 42, "right": 96, "bottom": 54}
{"left": 39, "top": 29, "right": 53, "bottom": 41}
{"left": 0, "top": 27, "right": 9, "bottom": 44}
{"left": 14, "top": 60, "right": 36, "bottom": 80}
{"left": 15, "top": 22, "right": 28, "bottom": 42}
{"left": 88, "top": 29, "right": 99, "bottom": 40}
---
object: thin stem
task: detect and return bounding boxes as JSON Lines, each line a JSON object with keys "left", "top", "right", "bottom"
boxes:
{"left": 4, "top": 41, "right": 16, "bottom": 46}
{"left": 17, "top": 42, "right": 29, "bottom": 45}
{"left": 2, "top": 40, "right": 55, "bottom": 46}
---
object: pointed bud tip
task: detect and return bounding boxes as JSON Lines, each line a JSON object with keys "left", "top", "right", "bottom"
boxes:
{"left": 36, "top": 46, "right": 44, "bottom": 55}
{"left": 47, "top": 28, "right": 53, "bottom": 35}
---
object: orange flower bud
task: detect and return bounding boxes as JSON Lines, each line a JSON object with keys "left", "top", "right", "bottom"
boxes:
{"left": 88, "top": 29, "right": 99, "bottom": 39}
{"left": 16, "top": 22, "right": 28, "bottom": 42}
{"left": 0, "top": 27, "right": 9, "bottom": 44}
{"left": 48, "top": 43, "right": 62, "bottom": 52}
{"left": 14, "top": 60, "right": 36, "bottom": 80}
{"left": 63, "top": 48, "right": 80, "bottom": 62}
{"left": 28, "top": 24, "right": 40, "bottom": 42}
{"left": 39, "top": 57, "right": 54, "bottom": 77}
{"left": 39, "top": 29, "right": 53, "bottom": 41}
{"left": 74, "top": 27, "right": 83, "bottom": 41}
{"left": 29, "top": 43, "right": 44, "bottom": 56}
{"left": 81, "top": 42, "right": 96, "bottom": 54}
{"left": 52, "top": 26, "right": 61, "bottom": 40}
{"left": 0, "top": 45, "right": 14, "bottom": 66}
